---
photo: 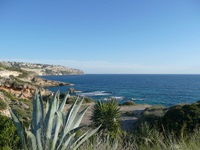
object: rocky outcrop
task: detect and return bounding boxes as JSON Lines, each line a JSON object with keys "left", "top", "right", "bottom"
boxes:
{"left": 0, "top": 60, "right": 82, "bottom": 101}
{"left": 31, "top": 77, "right": 72, "bottom": 87}
{"left": 0, "top": 61, "right": 83, "bottom": 119}
{"left": 0, "top": 60, "right": 84, "bottom": 118}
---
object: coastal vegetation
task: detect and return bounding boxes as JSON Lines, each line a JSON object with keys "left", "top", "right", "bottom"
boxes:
{"left": 0, "top": 98, "right": 7, "bottom": 110}
{"left": 91, "top": 100, "right": 121, "bottom": 139}
{"left": 1, "top": 61, "right": 200, "bottom": 149}
{"left": 119, "top": 100, "right": 136, "bottom": 106}
{"left": 60, "top": 92, "right": 94, "bottom": 104}
{"left": 10, "top": 91, "right": 99, "bottom": 150}
{"left": 0, "top": 115, "right": 20, "bottom": 150}
{"left": 1, "top": 88, "right": 200, "bottom": 149}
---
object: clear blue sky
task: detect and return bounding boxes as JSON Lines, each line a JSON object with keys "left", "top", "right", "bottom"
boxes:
{"left": 0, "top": 0, "right": 200, "bottom": 74}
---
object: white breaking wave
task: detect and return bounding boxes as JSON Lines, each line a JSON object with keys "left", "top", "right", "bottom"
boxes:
{"left": 103, "top": 96, "right": 124, "bottom": 101}
{"left": 131, "top": 98, "right": 144, "bottom": 101}
{"left": 77, "top": 91, "right": 112, "bottom": 97}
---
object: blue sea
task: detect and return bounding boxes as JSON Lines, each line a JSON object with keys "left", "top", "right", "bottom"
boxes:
{"left": 42, "top": 74, "right": 200, "bottom": 107}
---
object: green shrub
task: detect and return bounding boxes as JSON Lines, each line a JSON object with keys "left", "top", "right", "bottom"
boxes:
{"left": 0, "top": 89, "right": 15, "bottom": 101}
{"left": 17, "top": 70, "right": 29, "bottom": 78}
{"left": 91, "top": 100, "right": 121, "bottom": 138}
{"left": 0, "top": 98, "right": 7, "bottom": 110}
{"left": 135, "top": 105, "right": 167, "bottom": 130}
{"left": 120, "top": 100, "right": 136, "bottom": 106}
{"left": 162, "top": 102, "right": 200, "bottom": 135}
{"left": 0, "top": 115, "right": 20, "bottom": 149}
{"left": 11, "top": 106, "right": 30, "bottom": 128}
{"left": 124, "top": 111, "right": 135, "bottom": 116}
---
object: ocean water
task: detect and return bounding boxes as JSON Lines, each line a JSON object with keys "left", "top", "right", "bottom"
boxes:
{"left": 42, "top": 74, "right": 200, "bottom": 107}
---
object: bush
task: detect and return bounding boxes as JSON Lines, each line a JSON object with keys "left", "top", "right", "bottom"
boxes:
{"left": 124, "top": 111, "right": 135, "bottom": 116}
{"left": 135, "top": 105, "right": 167, "bottom": 129}
{"left": 11, "top": 101, "right": 32, "bottom": 128}
{"left": 0, "top": 98, "right": 7, "bottom": 110}
{"left": 0, "top": 89, "right": 15, "bottom": 101}
{"left": 91, "top": 100, "right": 121, "bottom": 138}
{"left": 162, "top": 102, "right": 200, "bottom": 135}
{"left": 0, "top": 115, "right": 20, "bottom": 149}
{"left": 120, "top": 100, "right": 136, "bottom": 106}
{"left": 17, "top": 70, "right": 29, "bottom": 78}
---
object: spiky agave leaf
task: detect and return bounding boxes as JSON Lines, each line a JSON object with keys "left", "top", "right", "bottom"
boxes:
{"left": 71, "top": 125, "right": 101, "bottom": 150}
{"left": 70, "top": 105, "right": 89, "bottom": 131}
{"left": 56, "top": 97, "right": 80, "bottom": 149}
{"left": 51, "top": 111, "right": 63, "bottom": 150}
{"left": 11, "top": 90, "right": 99, "bottom": 150}
{"left": 31, "top": 90, "right": 43, "bottom": 150}
{"left": 25, "top": 128, "right": 37, "bottom": 150}
{"left": 60, "top": 126, "right": 84, "bottom": 150}
{"left": 56, "top": 91, "right": 60, "bottom": 111}
{"left": 57, "top": 97, "right": 86, "bottom": 148}
{"left": 58, "top": 93, "right": 69, "bottom": 112}
{"left": 46, "top": 99, "right": 50, "bottom": 114}
{"left": 65, "top": 97, "right": 85, "bottom": 131}
{"left": 10, "top": 109, "right": 27, "bottom": 149}
{"left": 45, "top": 91, "right": 60, "bottom": 142}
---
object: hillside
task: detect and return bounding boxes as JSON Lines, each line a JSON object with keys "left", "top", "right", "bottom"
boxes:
{"left": 0, "top": 61, "right": 81, "bottom": 100}
{"left": 0, "top": 61, "right": 84, "bottom": 76}
{"left": 0, "top": 61, "right": 82, "bottom": 117}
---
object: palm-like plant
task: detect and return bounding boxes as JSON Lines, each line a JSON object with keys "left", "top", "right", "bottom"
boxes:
{"left": 10, "top": 90, "right": 99, "bottom": 150}
{"left": 91, "top": 100, "right": 121, "bottom": 138}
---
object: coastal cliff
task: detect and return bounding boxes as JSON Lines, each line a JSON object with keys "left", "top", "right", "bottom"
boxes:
{"left": 0, "top": 61, "right": 82, "bottom": 118}
{"left": 0, "top": 61, "right": 80, "bottom": 99}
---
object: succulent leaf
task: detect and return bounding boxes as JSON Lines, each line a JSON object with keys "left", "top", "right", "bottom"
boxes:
{"left": 25, "top": 129, "right": 37, "bottom": 150}
{"left": 52, "top": 111, "right": 63, "bottom": 150}
{"left": 10, "top": 89, "right": 98, "bottom": 150}
{"left": 10, "top": 109, "right": 27, "bottom": 149}
{"left": 45, "top": 91, "right": 60, "bottom": 141}
{"left": 59, "top": 126, "right": 84, "bottom": 150}
{"left": 32, "top": 90, "right": 43, "bottom": 150}
{"left": 72, "top": 125, "right": 101, "bottom": 150}
{"left": 71, "top": 105, "right": 89, "bottom": 130}
{"left": 58, "top": 93, "right": 69, "bottom": 112}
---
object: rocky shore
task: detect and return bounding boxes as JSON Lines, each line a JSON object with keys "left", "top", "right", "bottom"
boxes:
{"left": 0, "top": 61, "right": 83, "bottom": 118}
{"left": 0, "top": 61, "right": 83, "bottom": 100}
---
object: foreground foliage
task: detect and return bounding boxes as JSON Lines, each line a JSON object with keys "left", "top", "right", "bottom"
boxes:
{"left": 163, "top": 102, "right": 200, "bottom": 135}
{"left": 10, "top": 90, "right": 99, "bottom": 150}
{"left": 91, "top": 100, "right": 121, "bottom": 138}
{"left": 78, "top": 123, "right": 200, "bottom": 150}
{"left": 0, "top": 115, "right": 20, "bottom": 150}
{"left": 0, "top": 98, "right": 7, "bottom": 110}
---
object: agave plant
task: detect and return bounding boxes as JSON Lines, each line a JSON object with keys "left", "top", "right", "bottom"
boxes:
{"left": 10, "top": 90, "right": 100, "bottom": 150}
